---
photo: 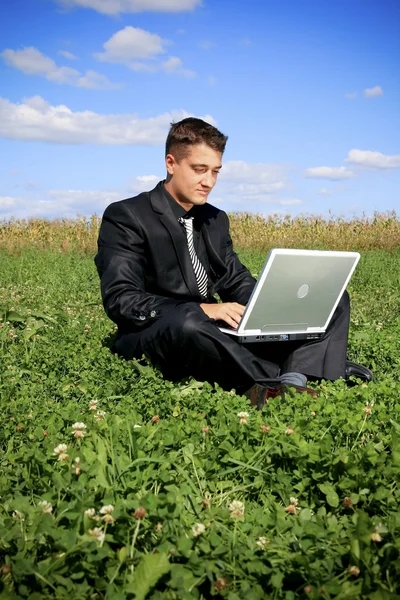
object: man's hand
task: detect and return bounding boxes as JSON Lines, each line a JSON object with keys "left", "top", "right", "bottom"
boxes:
{"left": 200, "top": 302, "right": 246, "bottom": 329}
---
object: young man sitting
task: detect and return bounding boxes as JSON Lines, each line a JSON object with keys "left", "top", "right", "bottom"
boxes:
{"left": 95, "top": 118, "right": 372, "bottom": 408}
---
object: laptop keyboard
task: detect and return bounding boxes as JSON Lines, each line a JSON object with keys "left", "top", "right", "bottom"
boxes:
{"left": 215, "top": 320, "right": 237, "bottom": 331}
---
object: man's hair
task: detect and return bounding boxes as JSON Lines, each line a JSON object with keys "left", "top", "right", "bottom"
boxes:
{"left": 165, "top": 117, "right": 228, "bottom": 161}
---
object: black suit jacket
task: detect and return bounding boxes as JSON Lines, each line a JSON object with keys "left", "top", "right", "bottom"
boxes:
{"left": 95, "top": 181, "right": 256, "bottom": 333}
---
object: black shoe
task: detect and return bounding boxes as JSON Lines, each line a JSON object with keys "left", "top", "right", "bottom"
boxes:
{"left": 345, "top": 360, "right": 373, "bottom": 384}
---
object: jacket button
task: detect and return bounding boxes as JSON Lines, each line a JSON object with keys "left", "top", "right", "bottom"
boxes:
{"left": 150, "top": 311, "right": 156, "bottom": 318}
{"left": 139, "top": 315, "right": 146, "bottom": 320}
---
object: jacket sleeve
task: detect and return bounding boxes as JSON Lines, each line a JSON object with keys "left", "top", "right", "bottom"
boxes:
{"left": 95, "top": 201, "right": 181, "bottom": 330}
{"left": 217, "top": 212, "right": 256, "bottom": 305}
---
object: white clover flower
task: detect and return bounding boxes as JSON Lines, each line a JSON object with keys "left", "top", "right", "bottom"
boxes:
{"left": 85, "top": 508, "right": 97, "bottom": 518}
{"left": 256, "top": 536, "right": 269, "bottom": 550}
{"left": 192, "top": 523, "right": 206, "bottom": 537}
{"left": 38, "top": 501, "right": 53, "bottom": 514}
{"left": 89, "top": 400, "right": 98, "bottom": 411}
{"left": 290, "top": 497, "right": 299, "bottom": 506}
{"left": 75, "top": 457, "right": 80, "bottom": 464}
{"left": 88, "top": 527, "right": 105, "bottom": 543}
{"left": 237, "top": 411, "right": 249, "bottom": 424}
{"left": 133, "top": 424, "right": 142, "bottom": 429}
{"left": 54, "top": 444, "right": 68, "bottom": 455}
{"left": 102, "top": 513, "right": 116, "bottom": 524}
{"left": 72, "top": 422, "right": 87, "bottom": 438}
{"left": 228, "top": 500, "right": 245, "bottom": 518}
{"left": 72, "top": 422, "right": 86, "bottom": 430}
{"left": 371, "top": 524, "right": 383, "bottom": 542}
{"left": 73, "top": 430, "right": 85, "bottom": 438}
{"left": 12, "top": 510, "right": 24, "bottom": 520}
{"left": 99, "top": 504, "right": 114, "bottom": 515}
{"left": 95, "top": 410, "right": 106, "bottom": 422}
{"left": 371, "top": 531, "right": 382, "bottom": 542}
{"left": 53, "top": 443, "right": 69, "bottom": 461}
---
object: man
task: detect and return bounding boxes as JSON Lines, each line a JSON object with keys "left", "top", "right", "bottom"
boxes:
{"left": 95, "top": 118, "right": 371, "bottom": 408}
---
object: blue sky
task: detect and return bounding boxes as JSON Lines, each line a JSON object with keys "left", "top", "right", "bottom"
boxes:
{"left": 0, "top": 0, "right": 399, "bottom": 220}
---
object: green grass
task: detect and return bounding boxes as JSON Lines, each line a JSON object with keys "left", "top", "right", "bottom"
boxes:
{"left": 0, "top": 248, "right": 400, "bottom": 599}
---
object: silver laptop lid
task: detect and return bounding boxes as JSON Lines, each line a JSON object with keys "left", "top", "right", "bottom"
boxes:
{"left": 238, "top": 249, "right": 360, "bottom": 335}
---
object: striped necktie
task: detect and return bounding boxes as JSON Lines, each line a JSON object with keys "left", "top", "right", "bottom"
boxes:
{"left": 178, "top": 216, "right": 208, "bottom": 298}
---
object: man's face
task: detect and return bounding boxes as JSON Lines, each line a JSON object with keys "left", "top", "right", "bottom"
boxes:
{"left": 165, "top": 143, "right": 222, "bottom": 209}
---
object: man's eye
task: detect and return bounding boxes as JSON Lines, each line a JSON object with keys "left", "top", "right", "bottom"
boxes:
{"left": 194, "top": 168, "right": 206, "bottom": 174}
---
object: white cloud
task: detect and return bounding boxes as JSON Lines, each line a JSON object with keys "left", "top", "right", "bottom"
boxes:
{"left": 0, "top": 190, "right": 123, "bottom": 220}
{"left": 345, "top": 149, "right": 400, "bottom": 169}
{"left": 219, "top": 160, "right": 286, "bottom": 184}
{"left": 161, "top": 56, "right": 195, "bottom": 78}
{"left": 2, "top": 47, "right": 55, "bottom": 74}
{"left": 48, "top": 189, "right": 121, "bottom": 216}
{"left": 58, "top": 50, "right": 78, "bottom": 60}
{"left": 0, "top": 196, "right": 16, "bottom": 209}
{"left": 345, "top": 92, "right": 357, "bottom": 99}
{"left": 136, "top": 175, "right": 158, "bottom": 183}
{"left": 1, "top": 160, "right": 292, "bottom": 219}
{"left": 77, "top": 70, "right": 120, "bottom": 89}
{"left": 214, "top": 161, "right": 289, "bottom": 209}
{"left": 279, "top": 198, "right": 302, "bottom": 206}
{"left": 318, "top": 188, "right": 332, "bottom": 195}
{"left": 0, "top": 95, "right": 216, "bottom": 145}
{"left": 95, "top": 27, "right": 194, "bottom": 77}
{"left": 47, "top": 65, "right": 81, "bottom": 84}
{"left": 55, "top": 0, "right": 202, "bottom": 16}
{"left": 1, "top": 47, "right": 118, "bottom": 89}
{"left": 364, "top": 85, "right": 383, "bottom": 98}
{"left": 129, "top": 175, "right": 160, "bottom": 192}
{"left": 229, "top": 182, "right": 285, "bottom": 195}
{"left": 304, "top": 166, "right": 355, "bottom": 180}
{"left": 95, "top": 27, "right": 166, "bottom": 63}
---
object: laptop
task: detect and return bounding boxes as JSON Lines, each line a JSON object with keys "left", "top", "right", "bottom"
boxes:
{"left": 219, "top": 248, "right": 360, "bottom": 343}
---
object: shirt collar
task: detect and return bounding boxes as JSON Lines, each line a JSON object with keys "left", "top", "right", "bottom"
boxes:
{"left": 162, "top": 182, "right": 187, "bottom": 219}
{"left": 162, "top": 182, "right": 200, "bottom": 222}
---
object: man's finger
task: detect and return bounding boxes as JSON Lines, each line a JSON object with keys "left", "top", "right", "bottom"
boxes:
{"left": 230, "top": 309, "right": 243, "bottom": 321}
{"left": 228, "top": 311, "right": 241, "bottom": 325}
{"left": 224, "top": 315, "right": 238, "bottom": 328}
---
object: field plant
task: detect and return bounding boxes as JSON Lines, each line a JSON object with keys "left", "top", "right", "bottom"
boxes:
{"left": 1, "top": 212, "right": 400, "bottom": 254}
{"left": 0, "top": 244, "right": 400, "bottom": 599}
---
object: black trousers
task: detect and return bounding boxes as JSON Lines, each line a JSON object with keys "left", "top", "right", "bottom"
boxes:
{"left": 114, "top": 291, "right": 350, "bottom": 393}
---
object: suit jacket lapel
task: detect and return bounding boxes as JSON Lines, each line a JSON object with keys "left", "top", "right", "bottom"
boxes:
{"left": 150, "top": 183, "right": 200, "bottom": 297}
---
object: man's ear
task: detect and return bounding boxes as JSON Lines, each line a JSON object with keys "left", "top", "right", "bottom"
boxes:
{"left": 165, "top": 154, "right": 175, "bottom": 176}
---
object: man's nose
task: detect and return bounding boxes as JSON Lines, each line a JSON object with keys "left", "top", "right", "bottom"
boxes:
{"left": 200, "top": 171, "right": 214, "bottom": 188}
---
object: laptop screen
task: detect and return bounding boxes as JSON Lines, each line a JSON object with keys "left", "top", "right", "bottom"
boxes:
{"left": 239, "top": 249, "right": 359, "bottom": 334}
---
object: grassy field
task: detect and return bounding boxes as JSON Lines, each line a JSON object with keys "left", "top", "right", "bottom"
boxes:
{"left": 1, "top": 219, "right": 400, "bottom": 598}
